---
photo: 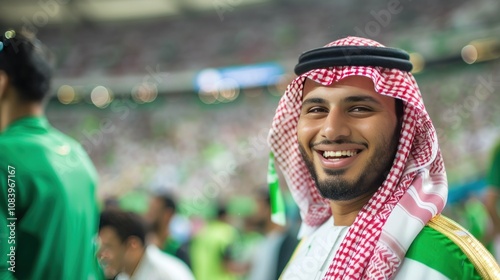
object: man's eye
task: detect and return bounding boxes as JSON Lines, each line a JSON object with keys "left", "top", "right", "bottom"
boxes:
{"left": 307, "top": 107, "right": 327, "bottom": 113}
{"left": 350, "top": 106, "right": 372, "bottom": 112}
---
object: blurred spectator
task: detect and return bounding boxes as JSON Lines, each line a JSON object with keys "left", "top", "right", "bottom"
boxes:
{"left": 0, "top": 30, "right": 102, "bottom": 280}
{"left": 190, "top": 203, "right": 243, "bottom": 280}
{"left": 104, "top": 196, "right": 121, "bottom": 210}
{"left": 275, "top": 214, "right": 301, "bottom": 279}
{"left": 246, "top": 190, "right": 289, "bottom": 280}
{"left": 463, "top": 194, "right": 495, "bottom": 252}
{"left": 98, "top": 209, "right": 194, "bottom": 280}
{"left": 235, "top": 216, "right": 265, "bottom": 270}
{"left": 145, "top": 193, "right": 191, "bottom": 267}
{"left": 485, "top": 139, "right": 500, "bottom": 260}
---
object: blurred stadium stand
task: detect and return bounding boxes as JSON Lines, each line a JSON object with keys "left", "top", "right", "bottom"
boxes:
{"left": 0, "top": 0, "right": 499, "bottom": 209}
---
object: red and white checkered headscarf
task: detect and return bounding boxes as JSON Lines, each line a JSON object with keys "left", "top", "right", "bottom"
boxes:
{"left": 268, "top": 37, "right": 447, "bottom": 279}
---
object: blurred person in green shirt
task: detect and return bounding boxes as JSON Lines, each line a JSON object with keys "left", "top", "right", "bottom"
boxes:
{"left": 485, "top": 140, "right": 500, "bottom": 261}
{"left": 190, "top": 204, "right": 244, "bottom": 280}
{"left": 463, "top": 193, "right": 495, "bottom": 254}
{"left": 0, "top": 30, "right": 102, "bottom": 279}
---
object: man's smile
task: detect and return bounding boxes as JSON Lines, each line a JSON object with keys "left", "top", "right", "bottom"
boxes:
{"left": 315, "top": 149, "right": 362, "bottom": 170}
{"left": 312, "top": 142, "right": 367, "bottom": 170}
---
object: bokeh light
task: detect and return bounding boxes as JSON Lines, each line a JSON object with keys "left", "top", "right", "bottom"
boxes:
{"left": 57, "top": 85, "right": 76, "bottom": 104}
{"left": 132, "top": 83, "right": 158, "bottom": 103}
{"left": 409, "top": 52, "right": 425, "bottom": 73}
{"left": 461, "top": 44, "right": 478, "bottom": 64}
{"left": 90, "top": 86, "right": 112, "bottom": 108}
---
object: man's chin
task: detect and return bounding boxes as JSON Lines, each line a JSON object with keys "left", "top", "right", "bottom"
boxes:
{"left": 322, "top": 168, "right": 347, "bottom": 177}
{"left": 104, "top": 267, "right": 119, "bottom": 279}
{"left": 316, "top": 167, "right": 349, "bottom": 180}
{"left": 314, "top": 175, "right": 361, "bottom": 201}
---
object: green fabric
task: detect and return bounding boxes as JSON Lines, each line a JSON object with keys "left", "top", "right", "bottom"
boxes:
{"left": 487, "top": 141, "right": 500, "bottom": 188}
{"left": 0, "top": 117, "right": 102, "bottom": 280}
{"left": 162, "top": 236, "right": 181, "bottom": 256}
{"left": 190, "top": 220, "right": 240, "bottom": 280}
{"left": 268, "top": 152, "right": 286, "bottom": 226}
{"left": 406, "top": 225, "right": 482, "bottom": 279}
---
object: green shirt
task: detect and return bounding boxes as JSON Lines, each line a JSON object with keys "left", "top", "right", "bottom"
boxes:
{"left": 162, "top": 236, "right": 181, "bottom": 257}
{"left": 0, "top": 117, "right": 102, "bottom": 280}
{"left": 190, "top": 220, "right": 240, "bottom": 280}
{"left": 161, "top": 236, "right": 191, "bottom": 267}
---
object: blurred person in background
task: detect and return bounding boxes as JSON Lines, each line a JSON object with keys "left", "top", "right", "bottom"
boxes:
{"left": 485, "top": 139, "right": 500, "bottom": 261}
{"left": 104, "top": 196, "right": 121, "bottom": 210}
{"left": 0, "top": 29, "right": 102, "bottom": 279}
{"left": 98, "top": 209, "right": 194, "bottom": 280}
{"left": 463, "top": 193, "right": 495, "bottom": 254}
{"left": 190, "top": 203, "right": 244, "bottom": 280}
{"left": 145, "top": 192, "right": 191, "bottom": 267}
{"left": 245, "top": 190, "right": 293, "bottom": 280}
{"left": 268, "top": 36, "right": 500, "bottom": 279}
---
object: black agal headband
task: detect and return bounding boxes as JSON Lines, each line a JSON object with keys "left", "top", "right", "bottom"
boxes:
{"left": 294, "top": 45, "right": 413, "bottom": 75}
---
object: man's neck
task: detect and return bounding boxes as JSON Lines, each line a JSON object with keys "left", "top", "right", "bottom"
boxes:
{"left": 329, "top": 192, "right": 373, "bottom": 226}
{"left": 155, "top": 226, "right": 170, "bottom": 246}
{"left": 265, "top": 220, "right": 285, "bottom": 234}
{"left": 1, "top": 101, "right": 43, "bottom": 131}
{"left": 124, "top": 248, "right": 146, "bottom": 277}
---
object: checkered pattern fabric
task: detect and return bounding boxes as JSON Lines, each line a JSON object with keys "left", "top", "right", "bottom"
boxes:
{"left": 268, "top": 37, "right": 447, "bottom": 279}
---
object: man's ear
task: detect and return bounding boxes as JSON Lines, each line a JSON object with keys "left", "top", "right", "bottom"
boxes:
{"left": 0, "top": 70, "right": 9, "bottom": 100}
{"left": 125, "top": 236, "right": 143, "bottom": 250}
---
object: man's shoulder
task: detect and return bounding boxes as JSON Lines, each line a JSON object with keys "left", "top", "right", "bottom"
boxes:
{"left": 0, "top": 122, "right": 80, "bottom": 149}
{"left": 0, "top": 132, "right": 34, "bottom": 166}
{"left": 405, "top": 215, "right": 500, "bottom": 279}
{"left": 147, "top": 245, "right": 185, "bottom": 265}
{"left": 144, "top": 246, "right": 195, "bottom": 280}
{"left": 0, "top": 129, "right": 29, "bottom": 150}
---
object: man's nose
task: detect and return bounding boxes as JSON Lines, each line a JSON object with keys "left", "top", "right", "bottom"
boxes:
{"left": 320, "top": 108, "right": 351, "bottom": 140}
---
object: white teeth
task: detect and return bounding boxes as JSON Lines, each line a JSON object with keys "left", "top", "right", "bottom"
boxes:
{"left": 323, "top": 150, "right": 358, "bottom": 158}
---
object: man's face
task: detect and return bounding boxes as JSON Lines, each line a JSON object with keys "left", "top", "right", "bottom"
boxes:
{"left": 98, "top": 227, "right": 127, "bottom": 278}
{"left": 145, "top": 197, "right": 163, "bottom": 231}
{"left": 297, "top": 76, "right": 400, "bottom": 201}
{"left": 251, "top": 196, "right": 271, "bottom": 230}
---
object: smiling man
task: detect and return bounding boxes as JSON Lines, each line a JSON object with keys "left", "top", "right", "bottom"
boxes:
{"left": 268, "top": 37, "right": 500, "bottom": 279}
{"left": 298, "top": 76, "right": 401, "bottom": 210}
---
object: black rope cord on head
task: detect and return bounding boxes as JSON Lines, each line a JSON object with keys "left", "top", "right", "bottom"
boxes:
{"left": 294, "top": 46, "right": 413, "bottom": 75}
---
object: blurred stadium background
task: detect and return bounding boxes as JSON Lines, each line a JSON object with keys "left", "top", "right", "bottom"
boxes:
{"left": 1, "top": 0, "right": 499, "bottom": 218}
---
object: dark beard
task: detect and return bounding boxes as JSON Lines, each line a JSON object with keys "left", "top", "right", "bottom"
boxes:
{"left": 299, "top": 131, "right": 400, "bottom": 201}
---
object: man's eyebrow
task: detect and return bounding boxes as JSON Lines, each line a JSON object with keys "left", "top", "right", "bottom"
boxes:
{"left": 302, "top": 95, "right": 383, "bottom": 106}
{"left": 302, "top": 97, "right": 327, "bottom": 106}
{"left": 344, "top": 95, "right": 382, "bottom": 105}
